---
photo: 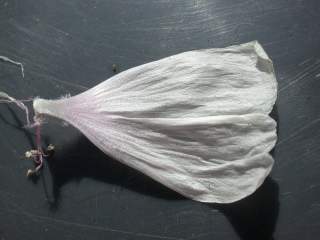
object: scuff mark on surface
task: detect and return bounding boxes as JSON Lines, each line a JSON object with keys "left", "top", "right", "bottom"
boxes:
{"left": 279, "top": 61, "right": 320, "bottom": 92}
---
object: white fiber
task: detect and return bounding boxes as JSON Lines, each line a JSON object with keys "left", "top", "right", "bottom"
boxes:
{"left": 0, "top": 55, "right": 25, "bottom": 78}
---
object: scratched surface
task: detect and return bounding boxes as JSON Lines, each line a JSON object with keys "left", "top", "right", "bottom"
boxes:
{"left": 0, "top": 0, "right": 319, "bottom": 239}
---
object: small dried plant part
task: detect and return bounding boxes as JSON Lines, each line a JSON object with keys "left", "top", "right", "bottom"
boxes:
{"left": 0, "top": 91, "right": 49, "bottom": 177}
{"left": 25, "top": 149, "right": 44, "bottom": 177}
{"left": 112, "top": 63, "right": 118, "bottom": 73}
{"left": 25, "top": 144, "right": 55, "bottom": 178}
{"left": 46, "top": 144, "right": 55, "bottom": 154}
{"left": 0, "top": 58, "right": 50, "bottom": 177}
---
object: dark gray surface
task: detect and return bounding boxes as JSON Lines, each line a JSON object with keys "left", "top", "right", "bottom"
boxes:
{"left": 0, "top": 0, "right": 319, "bottom": 239}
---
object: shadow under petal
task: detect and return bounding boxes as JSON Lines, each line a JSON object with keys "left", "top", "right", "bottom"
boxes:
{"left": 46, "top": 134, "right": 279, "bottom": 240}
{"left": 213, "top": 177, "right": 280, "bottom": 240}
{"left": 46, "top": 135, "right": 185, "bottom": 209}
{"left": 0, "top": 105, "right": 35, "bottom": 148}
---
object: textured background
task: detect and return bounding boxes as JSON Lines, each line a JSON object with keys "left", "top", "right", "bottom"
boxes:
{"left": 0, "top": 0, "right": 320, "bottom": 239}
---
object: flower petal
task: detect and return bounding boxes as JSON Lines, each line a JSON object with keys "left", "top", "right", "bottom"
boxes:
{"left": 78, "top": 40, "right": 277, "bottom": 117}
{"left": 33, "top": 41, "right": 277, "bottom": 203}
{"left": 66, "top": 113, "right": 277, "bottom": 203}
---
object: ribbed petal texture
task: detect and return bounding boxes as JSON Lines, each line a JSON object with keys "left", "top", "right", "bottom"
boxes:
{"left": 34, "top": 41, "right": 277, "bottom": 203}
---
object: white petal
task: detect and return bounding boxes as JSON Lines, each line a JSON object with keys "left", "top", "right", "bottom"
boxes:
{"left": 78, "top": 40, "right": 277, "bottom": 117}
{"left": 33, "top": 41, "right": 277, "bottom": 203}
{"left": 73, "top": 114, "right": 277, "bottom": 203}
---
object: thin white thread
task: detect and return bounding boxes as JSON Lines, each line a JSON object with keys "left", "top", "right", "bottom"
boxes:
{"left": 0, "top": 91, "right": 33, "bottom": 127}
{"left": 0, "top": 55, "right": 24, "bottom": 78}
